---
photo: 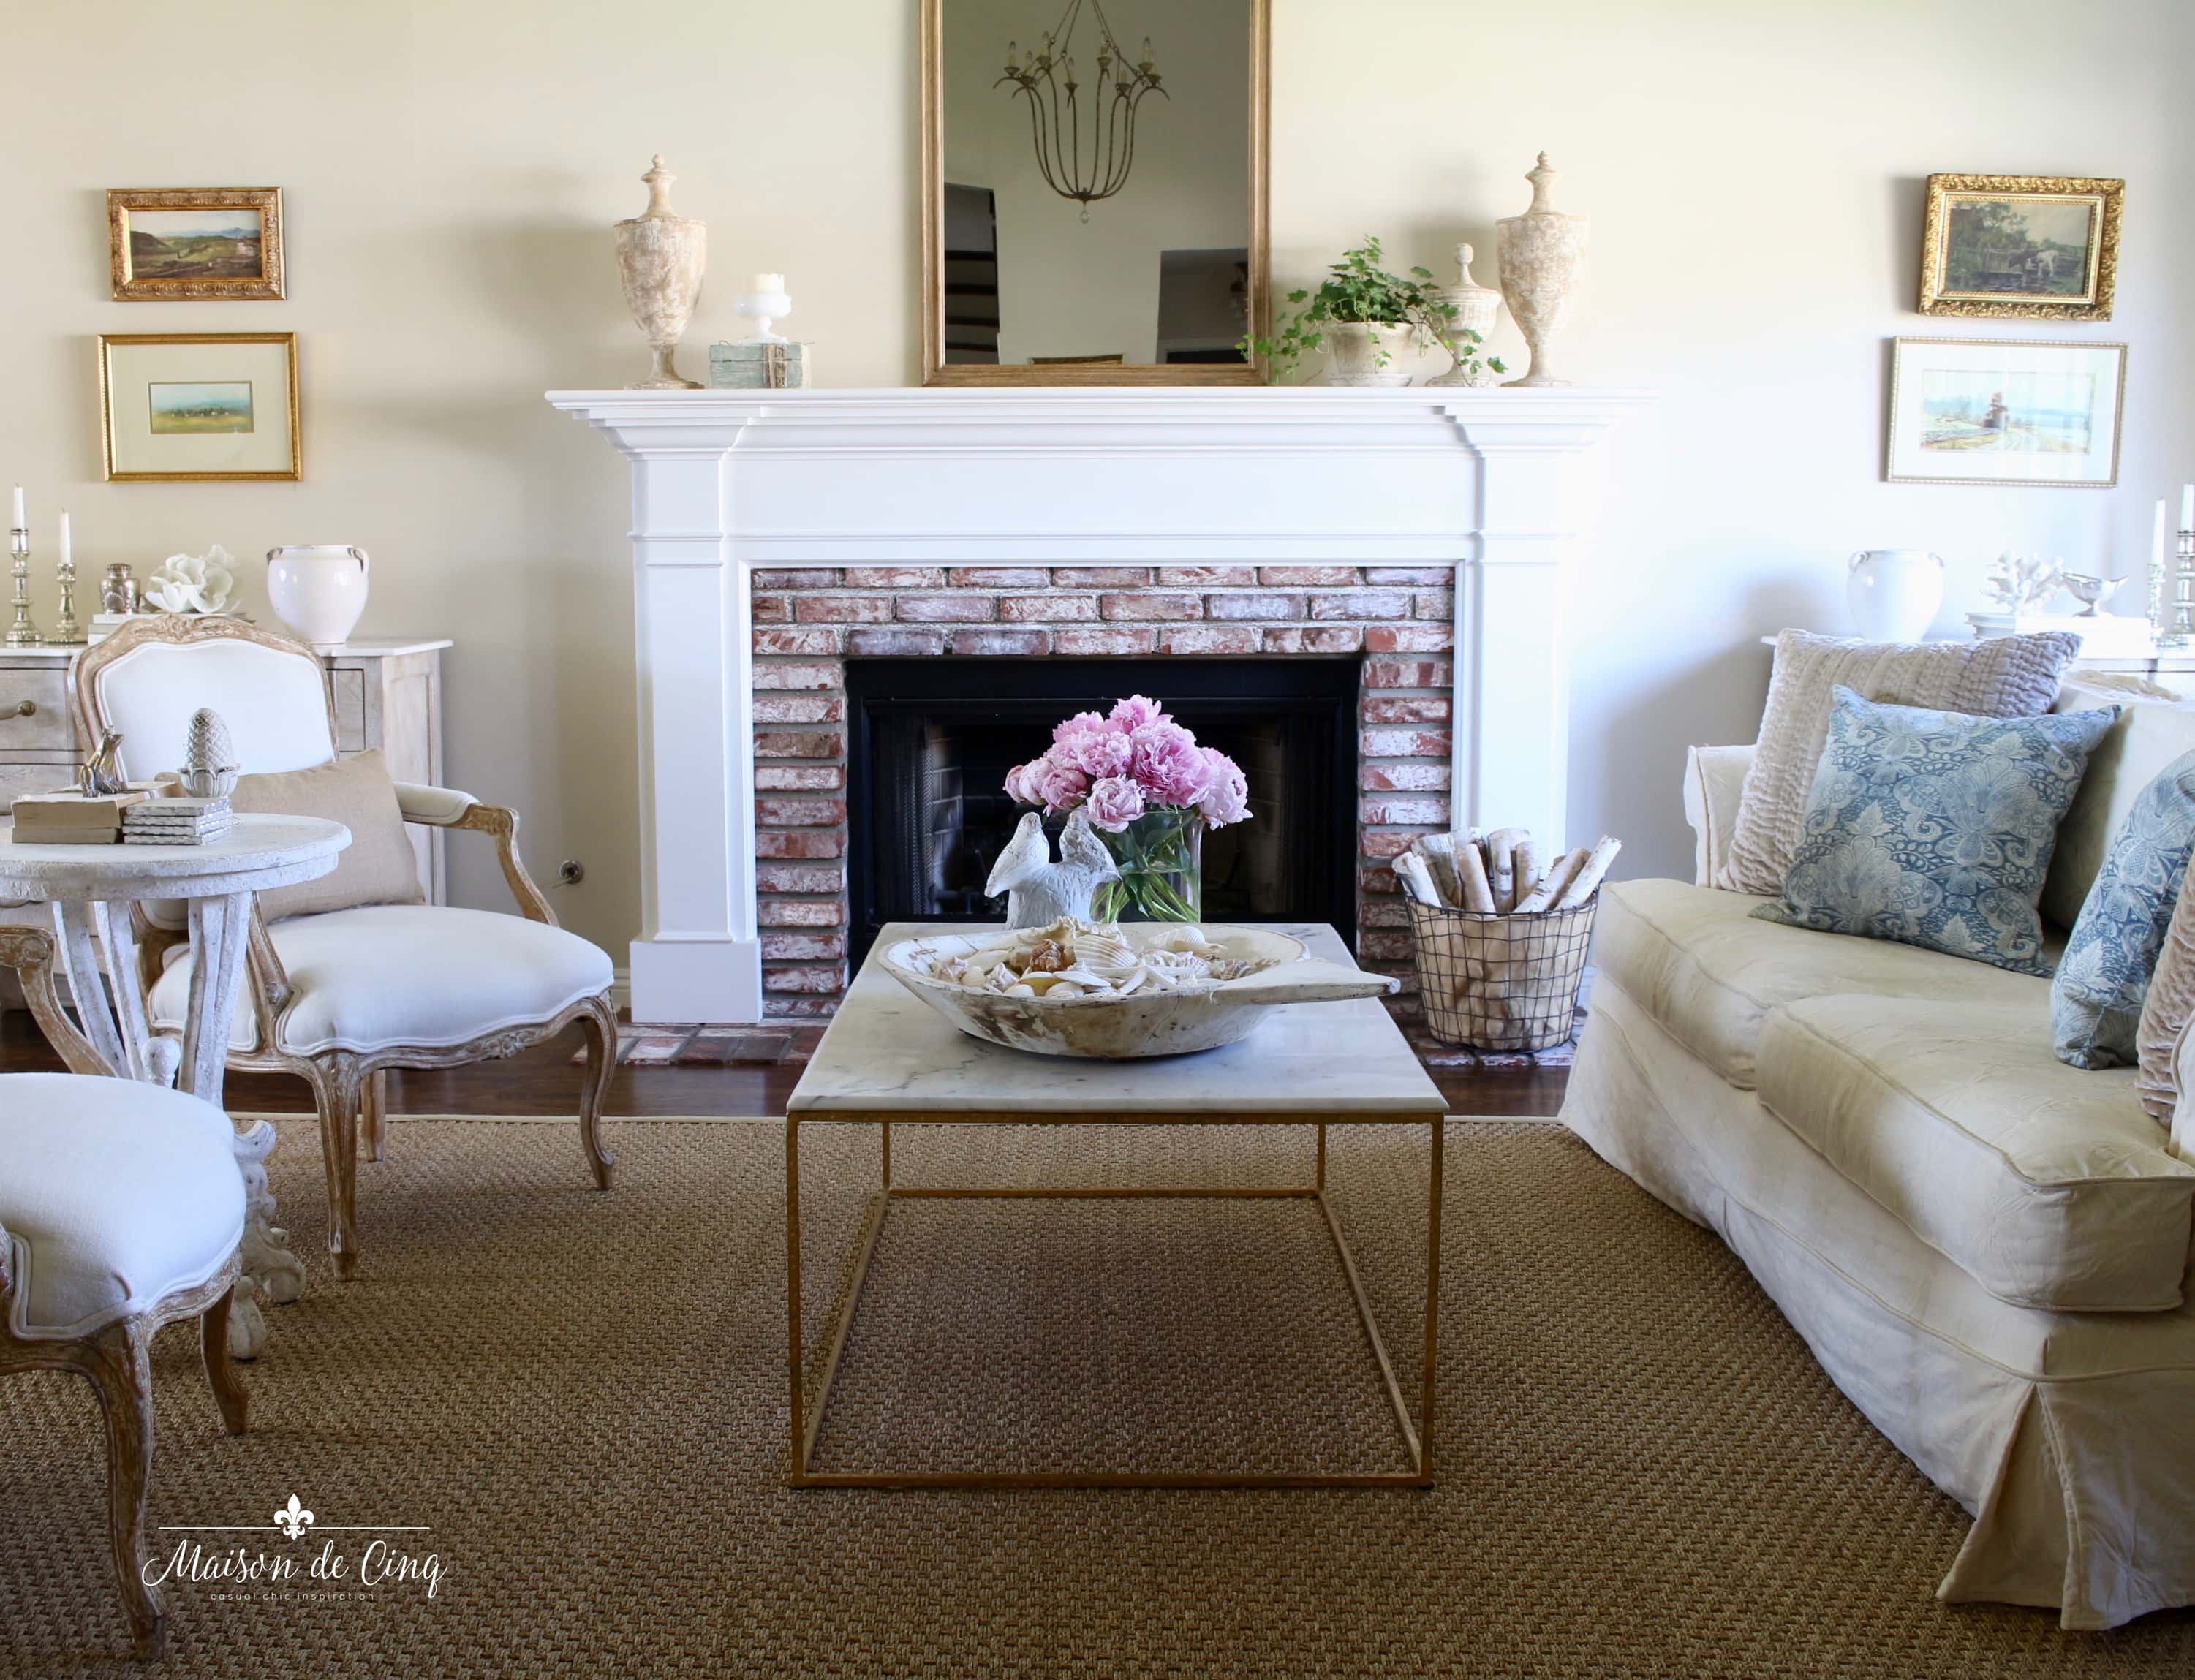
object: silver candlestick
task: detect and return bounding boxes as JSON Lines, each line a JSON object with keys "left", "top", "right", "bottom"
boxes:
{"left": 2176, "top": 525, "right": 2195, "bottom": 646}
{"left": 50, "top": 550, "right": 83, "bottom": 645}
{"left": 5, "top": 525, "right": 41, "bottom": 649}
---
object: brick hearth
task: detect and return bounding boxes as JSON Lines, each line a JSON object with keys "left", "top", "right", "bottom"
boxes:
{"left": 746, "top": 566, "right": 1458, "bottom": 1022}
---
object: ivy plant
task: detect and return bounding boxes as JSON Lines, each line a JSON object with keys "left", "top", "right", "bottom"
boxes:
{"left": 1238, "top": 236, "right": 1505, "bottom": 385}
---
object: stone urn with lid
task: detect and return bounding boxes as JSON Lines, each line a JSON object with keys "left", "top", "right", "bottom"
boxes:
{"left": 614, "top": 154, "right": 707, "bottom": 390}
{"left": 1424, "top": 243, "right": 1505, "bottom": 388}
{"left": 1496, "top": 153, "right": 1589, "bottom": 388}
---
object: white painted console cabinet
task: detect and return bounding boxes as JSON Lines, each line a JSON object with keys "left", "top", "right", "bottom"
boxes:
{"left": 550, "top": 386, "right": 1647, "bottom": 1027}
{"left": 0, "top": 636, "right": 452, "bottom": 904}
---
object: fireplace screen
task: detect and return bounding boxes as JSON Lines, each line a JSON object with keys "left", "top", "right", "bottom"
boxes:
{"left": 845, "top": 658, "right": 1359, "bottom": 966}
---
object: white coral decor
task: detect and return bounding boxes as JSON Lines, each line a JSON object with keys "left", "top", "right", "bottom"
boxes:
{"left": 143, "top": 545, "right": 236, "bottom": 614}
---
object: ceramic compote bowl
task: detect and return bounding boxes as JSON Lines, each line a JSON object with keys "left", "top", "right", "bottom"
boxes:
{"left": 879, "top": 919, "right": 1399, "bottom": 1059}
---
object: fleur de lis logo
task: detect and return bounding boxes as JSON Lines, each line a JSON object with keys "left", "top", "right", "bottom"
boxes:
{"left": 273, "top": 1495, "right": 314, "bottom": 1540}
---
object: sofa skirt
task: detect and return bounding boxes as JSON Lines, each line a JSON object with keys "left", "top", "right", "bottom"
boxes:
{"left": 1560, "top": 977, "right": 2195, "bottom": 1630}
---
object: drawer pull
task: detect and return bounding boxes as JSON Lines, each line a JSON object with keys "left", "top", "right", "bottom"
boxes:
{"left": 1, "top": 700, "right": 34, "bottom": 719}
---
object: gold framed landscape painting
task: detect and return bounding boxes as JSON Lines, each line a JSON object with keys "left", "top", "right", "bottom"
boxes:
{"left": 99, "top": 333, "right": 301, "bottom": 482}
{"left": 1886, "top": 336, "right": 2124, "bottom": 488}
{"left": 1918, "top": 173, "right": 2120, "bottom": 319}
{"left": 106, "top": 186, "right": 284, "bottom": 300}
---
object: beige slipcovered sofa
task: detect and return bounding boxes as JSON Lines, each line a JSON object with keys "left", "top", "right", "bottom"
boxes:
{"left": 1560, "top": 714, "right": 2195, "bottom": 1630}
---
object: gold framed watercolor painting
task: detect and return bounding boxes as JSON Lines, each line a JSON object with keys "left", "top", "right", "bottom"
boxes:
{"left": 99, "top": 333, "right": 301, "bottom": 483}
{"left": 1886, "top": 336, "right": 2124, "bottom": 488}
{"left": 106, "top": 187, "right": 284, "bottom": 301}
{"left": 1918, "top": 174, "right": 2120, "bottom": 319}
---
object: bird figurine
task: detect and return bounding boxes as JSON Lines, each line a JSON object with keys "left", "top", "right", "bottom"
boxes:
{"left": 986, "top": 807, "right": 1122, "bottom": 929}
{"left": 77, "top": 728, "right": 128, "bottom": 797}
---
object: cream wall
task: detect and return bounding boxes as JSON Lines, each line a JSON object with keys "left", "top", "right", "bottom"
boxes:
{"left": 3, "top": 0, "right": 2190, "bottom": 956}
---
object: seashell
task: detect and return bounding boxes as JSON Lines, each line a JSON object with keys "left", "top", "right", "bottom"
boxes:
{"left": 1073, "top": 928, "right": 1141, "bottom": 980}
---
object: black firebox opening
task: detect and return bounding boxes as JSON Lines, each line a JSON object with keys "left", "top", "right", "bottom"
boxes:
{"left": 844, "top": 658, "right": 1360, "bottom": 969}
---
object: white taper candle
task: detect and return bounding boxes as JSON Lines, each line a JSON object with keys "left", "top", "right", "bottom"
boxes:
{"left": 10, "top": 485, "right": 22, "bottom": 531}
{"left": 57, "top": 510, "right": 69, "bottom": 568}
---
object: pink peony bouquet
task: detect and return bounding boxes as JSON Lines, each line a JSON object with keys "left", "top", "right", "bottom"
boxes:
{"left": 1005, "top": 696, "right": 1250, "bottom": 833}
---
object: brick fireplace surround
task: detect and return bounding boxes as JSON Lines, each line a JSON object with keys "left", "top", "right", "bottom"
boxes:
{"left": 749, "top": 564, "right": 1457, "bottom": 1021}
{"left": 550, "top": 387, "right": 1644, "bottom": 1027}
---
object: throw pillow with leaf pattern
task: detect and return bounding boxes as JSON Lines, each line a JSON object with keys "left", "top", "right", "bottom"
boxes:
{"left": 1753, "top": 687, "right": 2119, "bottom": 974}
{"left": 2053, "top": 747, "right": 2195, "bottom": 1068}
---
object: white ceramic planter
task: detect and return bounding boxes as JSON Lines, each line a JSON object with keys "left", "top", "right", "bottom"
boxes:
{"left": 1847, "top": 549, "right": 1944, "bottom": 643}
{"left": 1323, "top": 322, "right": 1416, "bottom": 387}
{"left": 265, "top": 545, "right": 370, "bottom": 651}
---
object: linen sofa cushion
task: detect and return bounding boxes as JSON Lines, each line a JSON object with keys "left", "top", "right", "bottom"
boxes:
{"left": 1753, "top": 689, "right": 2117, "bottom": 975}
{"left": 2041, "top": 680, "right": 2195, "bottom": 928}
{"left": 1758, "top": 995, "right": 2195, "bottom": 1312}
{"left": 1719, "top": 629, "right": 2082, "bottom": 896}
{"left": 148, "top": 903, "right": 613, "bottom": 1056}
{"left": 229, "top": 748, "right": 424, "bottom": 922}
{"left": 1595, "top": 877, "right": 2047, "bottom": 1090}
{"left": 2053, "top": 749, "right": 2195, "bottom": 1069}
{"left": 0, "top": 1072, "right": 245, "bottom": 1339}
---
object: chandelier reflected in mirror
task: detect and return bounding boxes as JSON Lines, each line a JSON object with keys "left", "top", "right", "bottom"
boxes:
{"left": 997, "top": 0, "right": 1165, "bottom": 221}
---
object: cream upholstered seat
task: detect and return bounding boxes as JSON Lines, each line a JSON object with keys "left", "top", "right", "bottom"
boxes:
{"left": 1758, "top": 994, "right": 2195, "bottom": 1312}
{"left": 1593, "top": 876, "right": 2047, "bottom": 1089}
{"left": 1, "top": 1073, "right": 246, "bottom": 1337}
{"left": 152, "top": 904, "right": 615, "bottom": 1056}
{"left": 1, "top": 928, "right": 250, "bottom": 1661}
{"left": 74, "top": 616, "right": 618, "bottom": 1282}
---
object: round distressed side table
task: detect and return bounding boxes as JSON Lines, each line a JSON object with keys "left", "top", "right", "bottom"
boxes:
{"left": 0, "top": 814, "right": 350, "bottom": 1359}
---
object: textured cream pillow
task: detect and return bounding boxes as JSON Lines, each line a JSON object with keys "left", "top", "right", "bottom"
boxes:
{"left": 2137, "top": 876, "right": 2195, "bottom": 1124}
{"left": 2041, "top": 680, "right": 2195, "bottom": 930}
{"left": 1718, "top": 629, "right": 2082, "bottom": 896}
{"left": 230, "top": 749, "right": 425, "bottom": 921}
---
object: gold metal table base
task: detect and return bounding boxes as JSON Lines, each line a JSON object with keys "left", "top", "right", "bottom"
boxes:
{"left": 785, "top": 1112, "right": 1444, "bottom": 1489}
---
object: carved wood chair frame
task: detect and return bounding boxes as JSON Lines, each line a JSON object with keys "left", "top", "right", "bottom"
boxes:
{"left": 0, "top": 923, "right": 249, "bottom": 1661}
{"left": 70, "top": 615, "right": 616, "bottom": 1282}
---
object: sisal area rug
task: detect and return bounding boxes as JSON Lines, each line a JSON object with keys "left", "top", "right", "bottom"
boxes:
{"left": 1, "top": 1117, "right": 2188, "bottom": 1676}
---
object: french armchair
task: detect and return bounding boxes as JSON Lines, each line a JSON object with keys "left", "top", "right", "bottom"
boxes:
{"left": 0, "top": 923, "right": 249, "bottom": 1660}
{"left": 72, "top": 615, "right": 618, "bottom": 1282}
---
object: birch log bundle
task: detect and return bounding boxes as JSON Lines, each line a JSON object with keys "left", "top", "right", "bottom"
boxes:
{"left": 1391, "top": 828, "right": 1620, "bottom": 915}
{"left": 1391, "top": 825, "right": 1618, "bottom": 1052}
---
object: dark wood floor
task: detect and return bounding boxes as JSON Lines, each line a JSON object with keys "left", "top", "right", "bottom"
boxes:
{"left": 0, "top": 1009, "right": 1566, "bottom": 1118}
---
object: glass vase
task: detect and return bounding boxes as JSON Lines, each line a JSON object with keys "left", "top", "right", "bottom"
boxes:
{"left": 1092, "top": 805, "right": 1204, "bottom": 923}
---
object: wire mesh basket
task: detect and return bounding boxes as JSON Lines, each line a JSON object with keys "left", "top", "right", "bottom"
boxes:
{"left": 1404, "top": 891, "right": 1598, "bottom": 1052}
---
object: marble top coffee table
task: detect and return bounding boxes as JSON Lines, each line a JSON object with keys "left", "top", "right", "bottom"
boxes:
{"left": 784, "top": 920, "right": 1448, "bottom": 1490}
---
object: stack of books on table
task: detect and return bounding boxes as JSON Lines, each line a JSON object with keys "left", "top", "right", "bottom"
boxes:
{"left": 6, "top": 788, "right": 149, "bottom": 844}
{"left": 123, "top": 795, "right": 235, "bottom": 846}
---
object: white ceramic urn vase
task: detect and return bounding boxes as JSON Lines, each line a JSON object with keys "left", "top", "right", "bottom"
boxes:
{"left": 1846, "top": 549, "right": 1944, "bottom": 643}
{"left": 266, "top": 545, "right": 370, "bottom": 651}
{"left": 1323, "top": 322, "right": 1416, "bottom": 387}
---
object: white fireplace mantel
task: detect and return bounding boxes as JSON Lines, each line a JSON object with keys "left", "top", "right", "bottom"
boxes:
{"left": 548, "top": 385, "right": 1649, "bottom": 1025}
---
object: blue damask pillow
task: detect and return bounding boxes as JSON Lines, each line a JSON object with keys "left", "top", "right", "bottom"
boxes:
{"left": 2052, "top": 748, "right": 2195, "bottom": 1067}
{"left": 1752, "top": 688, "right": 2118, "bottom": 974}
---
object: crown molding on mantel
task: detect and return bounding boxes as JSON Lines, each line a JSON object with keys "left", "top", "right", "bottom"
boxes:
{"left": 548, "top": 385, "right": 1655, "bottom": 455}
{"left": 548, "top": 382, "right": 1651, "bottom": 1025}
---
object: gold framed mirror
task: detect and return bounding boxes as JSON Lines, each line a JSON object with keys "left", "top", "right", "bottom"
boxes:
{"left": 921, "top": 0, "right": 1270, "bottom": 385}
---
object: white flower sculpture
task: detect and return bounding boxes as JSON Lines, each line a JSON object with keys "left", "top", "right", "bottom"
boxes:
{"left": 143, "top": 545, "right": 236, "bottom": 615}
